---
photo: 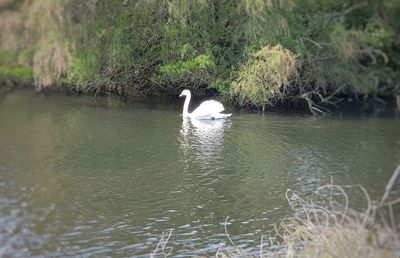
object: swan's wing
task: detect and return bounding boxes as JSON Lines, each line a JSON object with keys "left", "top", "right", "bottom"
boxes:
{"left": 191, "top": 100, "right": 225, "bottom": 117}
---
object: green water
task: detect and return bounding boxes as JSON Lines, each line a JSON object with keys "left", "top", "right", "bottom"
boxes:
{"left": 0, "top": 90, "right": 399, "bottom": 257}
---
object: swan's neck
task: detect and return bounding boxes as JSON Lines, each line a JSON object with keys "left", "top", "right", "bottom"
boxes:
{"left": 182, "top": 93, "right": 191, "bottom": 117}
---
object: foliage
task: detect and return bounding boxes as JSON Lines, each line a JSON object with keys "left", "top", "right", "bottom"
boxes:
{"left": 364, "top": 20, "right": 396, "bottom": 50}
{"left": 67, "top": 48, "right": 101, "bottom": 88}
{"left": 158, "top": 54, "right": 215, "bottom": 88}
{"left": 0, "top": 66, "right": 33, "bottom": 81}
{"left": 232, "top": 45, "right": 298, "bottom": 107}
{"left": 0, "top": 0, "right": 399, "bottom": 112}
{"left": 0, "top": 50, "right": 33, "bottom": 82}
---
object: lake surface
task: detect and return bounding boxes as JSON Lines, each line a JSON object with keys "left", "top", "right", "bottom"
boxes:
{"left": 0, "top": 90, "right": 399, "bottom": 257}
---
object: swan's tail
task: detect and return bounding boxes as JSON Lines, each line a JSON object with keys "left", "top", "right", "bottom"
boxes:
{"left": 212, "top": 113, "right": 232, "bottom": 119}
{"left": 195, "top": 113, "right": 232, "bottom": 120}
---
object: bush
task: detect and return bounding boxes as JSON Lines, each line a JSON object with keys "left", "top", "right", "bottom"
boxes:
{"left": 364, "top": 21, "right": 396, "bottom": 50}
{"left": 67, "top": 48, "right": 101, "bottom": 89}
{"left": 232, "top": 45, "right": 298, "bottom": 107}
{"left": 157, "top": 54, "right": 215, "bottom": 88}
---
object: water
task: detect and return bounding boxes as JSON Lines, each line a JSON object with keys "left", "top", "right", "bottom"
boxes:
{"left": 0, "top": 89, "right": 399, "bottom": 257}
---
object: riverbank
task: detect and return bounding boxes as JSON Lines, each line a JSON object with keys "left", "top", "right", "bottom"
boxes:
{"left": 2, "top": 83, "right": 400, "bottom": 118}
{"left": 1, "top": 0, "right": 399, "bottom": 115}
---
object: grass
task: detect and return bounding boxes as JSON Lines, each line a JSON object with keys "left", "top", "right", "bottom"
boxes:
{"left": 0, "top": 66, "right": 32, "bottom": 81}
{"left": 152, "top": 165, "right": 400, "bottom": 257}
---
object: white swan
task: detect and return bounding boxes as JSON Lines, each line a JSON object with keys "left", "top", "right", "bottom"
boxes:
{"left": 179, "top": 89, "right": 232, "bottom": 120}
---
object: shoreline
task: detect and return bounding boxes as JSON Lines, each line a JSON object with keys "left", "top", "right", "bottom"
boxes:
{"left": 1, "top": 83, "right": 399, "bottom": 117}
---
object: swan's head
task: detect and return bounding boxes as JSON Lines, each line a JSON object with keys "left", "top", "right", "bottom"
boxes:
{"left": 179, "top": 89, "right": 191, "bottom": 98}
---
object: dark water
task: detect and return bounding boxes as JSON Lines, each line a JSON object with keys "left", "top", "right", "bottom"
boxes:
{"left": 0, "top": 90, "right": 399, "bottom": 257}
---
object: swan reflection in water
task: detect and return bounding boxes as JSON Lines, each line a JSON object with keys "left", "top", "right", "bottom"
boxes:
{"left": 179, "top": 117, "right": 231, "bottom": 172}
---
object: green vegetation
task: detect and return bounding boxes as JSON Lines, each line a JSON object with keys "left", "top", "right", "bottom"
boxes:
{"left": 0, "top": 0, "right": 399, "bottom": 113}
{"left": 0, "top": 66, "right": 32, "bottom": 81}
{"left": 232, "top": 45, "right": 297, "bottom": 107}
{"left": 0, "top": 50, "right": 33, "bottom": 83}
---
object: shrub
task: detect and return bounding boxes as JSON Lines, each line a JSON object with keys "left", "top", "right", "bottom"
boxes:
{"left": 364, "top": 20, "right": 396, "bottom": 50}
{"left": 232, "top": 44, "right": 298, "bottom": 107}
{"left": 159, "top": 54, "right": 215, "bottom": 82}
{"left": 67, "top": 48, "right": 101, "bottom": 88}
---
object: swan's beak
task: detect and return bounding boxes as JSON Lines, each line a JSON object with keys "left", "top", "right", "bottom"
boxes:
{"left": 179, "top": 93, "right": 183, "bottom": 97}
